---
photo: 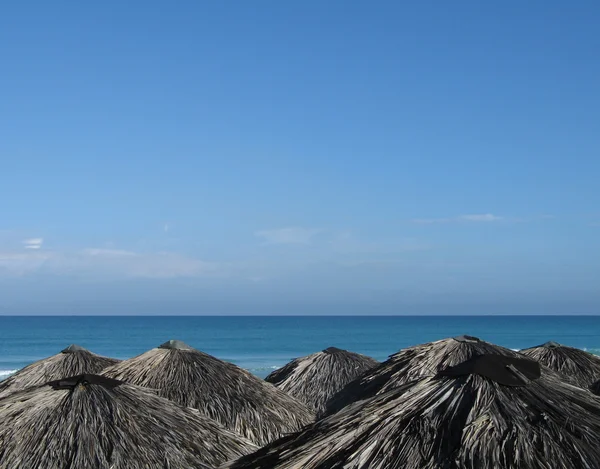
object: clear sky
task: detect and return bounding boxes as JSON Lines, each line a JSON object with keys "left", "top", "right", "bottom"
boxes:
{"left": 1, "top": 1, "right": 599, "bottom": 315}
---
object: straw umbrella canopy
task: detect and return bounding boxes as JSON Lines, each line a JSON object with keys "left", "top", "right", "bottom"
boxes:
{"left": 520, "top": 341, "right": 600, "bottom": 390}
{"left": 265, "top": 347, "right": 378, "bottom": 416}
{"left": 222, "top": 354, "right": 600, "bottom": 469}
{"left": 101, "top": 340, "right": 315, "bottom": 446}
{"left": 0, "top": 344, "right": 119, "bottom": 398}
{"left": 325, "top": 335, "right": 542, "bottom": 416}
{"left": 0, "top": 373, "right": 256, "bottom": 469}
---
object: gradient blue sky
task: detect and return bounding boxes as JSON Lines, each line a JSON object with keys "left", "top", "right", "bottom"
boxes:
{"left": 1, "top": 1, "right": 599, "bottom": 315}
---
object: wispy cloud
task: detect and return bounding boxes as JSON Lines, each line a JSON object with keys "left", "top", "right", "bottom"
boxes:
{"left": 23, "top": 238, "right": 43, "bottom": 249}
{"left": 0, "top": 247, "right": 220, "bottom": 279}
{"left": 255, "top": 227, "right": 321, "bottom": 245}
{"left": 164, "top": 223, "right": 170, "bottom": 232}
{"left": 411, "top": 214, "right": 503, "bottom": 224}
{"left": 84, "top": 248, "right": 136, "bottom": 257}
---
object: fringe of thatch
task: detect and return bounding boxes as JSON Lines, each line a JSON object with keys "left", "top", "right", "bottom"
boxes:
{"left": 0, "top": 344, "right": 120, "bottom": 398}
{"left": 324, "top": 335, "right": 551, "bottom": 416}
{"left": 0, "top": 374, "right": 256, "bottom": 469}
{"left": 266, "top": 347, "right": 378, "bottom": 416}
{"left": 101, "top": 341, "right": 315, "bottom": 446}
{"left": 222, "top": 355, "right": 600, "bottom": 469}
{"left": 520, "top": 341, "right": 600, "bottom": 390}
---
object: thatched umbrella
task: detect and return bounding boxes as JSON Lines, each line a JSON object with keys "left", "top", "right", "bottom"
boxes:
{"left": 265, "top": 347, "right": 378, "bottom": 416}
{"left": 520, "top": 341, "right": 600, "bottom": 390}
{"left": 0, "top": 373, "right": 256, "bottom": 469}
{"left": 0, "top": 344, "right": 119, "bottom": 398}
{"left": 222, "top": 354, "right": 600, "bottom": 469}
{"left": 324, "top": 335, "right": 545, "bottom": 416}
{"left": 101, "top": 340, "right": 315, "bottom": 446}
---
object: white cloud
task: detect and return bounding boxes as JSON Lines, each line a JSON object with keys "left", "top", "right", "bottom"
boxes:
{"left": 23, "top": 238, "right": 43, "bottom": 249}
{"left": 0, "top": 247, "right": 220, "bottom": 279}
{"left": 411, "top": 214, "right": 503, "bottom": 224}
{"left": 458, "top": 214, "right": 503, "bottom": 222}
{"left": 255, "top": 227, "right": 321, "bottom": 245}
{"left": 83, "top": 248, "right": 137, "bottom": 257}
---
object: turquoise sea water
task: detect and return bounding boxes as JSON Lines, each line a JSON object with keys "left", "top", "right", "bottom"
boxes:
{"left": 1, "top": 315, "right": 599, "bottom": 379}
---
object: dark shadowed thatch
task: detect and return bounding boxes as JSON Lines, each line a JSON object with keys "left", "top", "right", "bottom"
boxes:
{"left": 520, "top": 341, "right": 600, "bottom": 390}
{"left": 223, "top": 354, "right": 600, "bottom": 469}
{"left": 325, "top": 335, "right": 548, "bottom": 416}
{"left": 0, "top": 374, "right": 256, "bottom": 469}
{"left": 101, "top": 340, "right": 315, "bottom": 446}
{"left": 0, "top": 344, "right": 119, "bottom": 398}
{"left": 265, "top": 347, "right": 378, "bottom": 416}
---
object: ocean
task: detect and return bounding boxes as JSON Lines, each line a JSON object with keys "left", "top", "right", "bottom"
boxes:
{"left": 1, "top": 315, "right": 599, "bottom": 379}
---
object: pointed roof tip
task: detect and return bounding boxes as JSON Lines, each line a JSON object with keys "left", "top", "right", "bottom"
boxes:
{"left": 158, "top": 339, "right": 195, "bottom": 351}
{"left": 540, "top": 341, "right": 562, "bottom": 348}
{"left": 452, "top": 335, "right": 481, "bottom": 343}
{"left": 322, "top": 346, "right": 346, "bottom": 354}
{"left": 47, "top": 374, "right": 124, "bottom": 391}
{"left": 61, "top": 344, "right": 88, "bottom": 353}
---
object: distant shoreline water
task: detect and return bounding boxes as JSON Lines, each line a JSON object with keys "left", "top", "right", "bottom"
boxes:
{"left": 1, "top": 315, "right": 599, "bottom": 379}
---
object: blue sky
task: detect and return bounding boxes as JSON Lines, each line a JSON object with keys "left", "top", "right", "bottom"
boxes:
{"left": 1, "top": 1, "right": 599, "bottom": 314}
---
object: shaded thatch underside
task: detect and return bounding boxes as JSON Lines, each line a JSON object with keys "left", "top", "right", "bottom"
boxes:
{"left": 102, "top": 342, "right": 315, "bottom": 446}
{"left": 265, "top": 347, "right": 378, "bottom": 416}
{"left": 520, "top": 342, "right": 600, "bottom": 389}
{"left": 223, "top": 358, "right": 600, "bottom": 469}
{"left": 591, "top": 379, "right": 600, "bottom": 396}
{"left": 0, "top": 374, "right": 256, "bottom": 469}
{"left": 324, "top": 336, "right": 554, "bottom": 416}
{"left": 0, "top": 345, "right": 120, "bottom": 398}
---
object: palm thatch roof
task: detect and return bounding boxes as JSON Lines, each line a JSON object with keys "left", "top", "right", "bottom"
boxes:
{"left": 324, "top": 335, "right": 549, "bottom": 416}
{"left": 520, "top": 341, "right": 600, "bottom": 389}
{"left": 0, "top": 373, "right": 256, "bottom": 469}
{"left": 222, "top": 354, "right": 600, "bottom": 469}
{"left": 101, "top": 339, "right": 315, "bottom": 446}
{"left": 0, "top": 344, "right": 119, "bottom": 398}
{"left": 265, "top": 347, "right": 378, "bottom": 416}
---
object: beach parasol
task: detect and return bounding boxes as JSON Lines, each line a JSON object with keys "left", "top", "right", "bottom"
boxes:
{"left": 266, "top": 346, "right": 378, "bottom": 416}
{"left": 520, "top": 341, "right": 600, "bottom": 389}
{"left": 0, "top": 373, "right": 256, "bottom": 469}
{"left": 101, "top": 339, "right": 315, "bottom": 446}
{"left": 222, "top": 353, "right": 600, "bottom": 469}
{"left": 325, "top": 335, "right": 547, "bottom": 415}
{"left": 0, "top": 344, "right": 119, "bottom": 398}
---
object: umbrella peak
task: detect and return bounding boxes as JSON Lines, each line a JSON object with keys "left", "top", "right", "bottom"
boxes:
{"left": 322, "top": 347, "right": 345, "bottom": 354}
{"left": 158, "top": 340, "right": 195, "bottom": 351}
{"left": 452, "top": 335, "right": 481, "bottom": 343}
{"left": 438, "top": 354, "right": 541, "bottom": 386}
{"left": 539, "top": 341, "right": 562, "bottom": 348}
{"left": 47, "top": 374, "right": 124, "bottom": 390}
{"left": 60, "top": 344, "right": 88, "bottom": 353}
